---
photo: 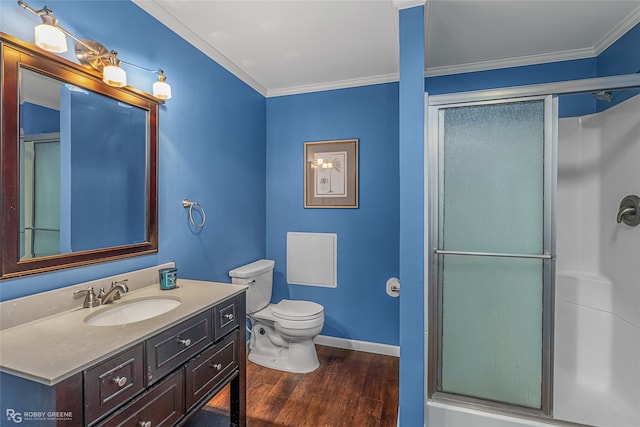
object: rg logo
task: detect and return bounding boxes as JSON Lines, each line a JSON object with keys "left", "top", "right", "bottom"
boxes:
{"left": 6, "top": 409, "right": 23, "bottom": 423}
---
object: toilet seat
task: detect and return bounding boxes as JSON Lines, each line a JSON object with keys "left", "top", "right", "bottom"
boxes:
{"left": 272, "top": 300, "right": 323, "bottom": 321}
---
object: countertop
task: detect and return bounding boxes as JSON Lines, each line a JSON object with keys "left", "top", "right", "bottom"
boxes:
{"left": 0, "top": 280, "right": 246, "bottom": 386}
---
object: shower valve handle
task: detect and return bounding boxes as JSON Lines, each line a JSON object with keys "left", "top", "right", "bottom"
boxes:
{"left": 617, "top": 207, "right": 636, "bottom": 223}
{"left": 617, "top": 195, "right": 640, "bottom": 226}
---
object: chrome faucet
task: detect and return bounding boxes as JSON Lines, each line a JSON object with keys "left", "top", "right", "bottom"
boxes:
{"left": 74, "top": 287, "right": 100, "bottom": 308}
{"left": 98, "top": 279, "right": 129, "bottom": 304}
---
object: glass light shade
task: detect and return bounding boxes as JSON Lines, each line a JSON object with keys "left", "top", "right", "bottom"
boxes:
{"left": 34, "top": 24, "right": 67, "bottom": 53}
{"left": 103, "top": 65, "right": 127, "bottom": 87}
{"left": 152, "top": 80, "right": 172, "bottom": 99}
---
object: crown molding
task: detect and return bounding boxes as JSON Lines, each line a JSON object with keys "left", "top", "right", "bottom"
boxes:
{"left": 136, "top": 0, "right": 640, "bottom": 97}
{"left": 593, "top": 4, "right": 640, "bottom": 55}
{"left": 132, "top": 0, "right": 267, "bottom": 96}
{"left": 425, "top": 47, "right": 597, "bottom": 78}
{"left": 267, "top": 73, "right": 400, "bottom": 98}
{"left": 393, "top": 0, "right": 426, "bottom": 11}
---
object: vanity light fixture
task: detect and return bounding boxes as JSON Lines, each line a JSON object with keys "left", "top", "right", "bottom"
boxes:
{"left": 102, "top": 51, "right": 127, "bottom": 87}
{"left": 32, "top": 6, "right": 67, "bottom": 53}
{"left": 153, "top": 70, "right": 172, "bottom": 100}
{"left": 18, "top": 0, "right": 171, "bottom": 99}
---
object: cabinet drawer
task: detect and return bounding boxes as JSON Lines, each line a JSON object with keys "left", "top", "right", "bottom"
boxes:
{"left": 185, "top": 330, "right": 238, "bottom": 410}
{"left": 95, "top": 370, "right": 184, "bottom": 427}
{"left": 85, "top": 344, "right": 144, "bottom": 425}
{"left": 214, "top": 296, "right": 238, "bottom": 340}
{"left": 145, "top": 310, "right": 213, "bottom": 385}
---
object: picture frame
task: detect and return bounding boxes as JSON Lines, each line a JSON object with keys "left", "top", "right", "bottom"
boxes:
{"left": 304, "top": 139, "right": 358, "bottom": 208}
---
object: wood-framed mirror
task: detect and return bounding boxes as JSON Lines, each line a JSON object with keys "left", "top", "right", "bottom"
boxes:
{"left": 1, "top": 33, "right": 160, "bottom": 279}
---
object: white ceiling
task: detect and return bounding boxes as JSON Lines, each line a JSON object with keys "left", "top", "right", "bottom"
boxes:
{"left": 133, "top": 0, "right": 640, "bottom": 97}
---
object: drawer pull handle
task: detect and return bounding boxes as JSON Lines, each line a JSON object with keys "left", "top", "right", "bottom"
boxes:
{"left": 211, "top": 363, "right": 222, "bottom": 371}
{"left": 138, "top": 421, "right": 152, "bottom": 427}
{"left": 113, "top": 376, "right": 127, "bottom": 387}
{"left": 178, "top": 338, "right": 191, "bottom": 347}
{"left": 223, "top": 313, "right": 234, "bottom": 320}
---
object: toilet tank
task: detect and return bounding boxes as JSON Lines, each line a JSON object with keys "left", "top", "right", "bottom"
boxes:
{"left": 228, "top": 259, "right": 275, "bottom": 314}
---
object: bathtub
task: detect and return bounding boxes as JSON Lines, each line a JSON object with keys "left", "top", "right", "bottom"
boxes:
{"left": 554, "top": 273, "right": 639, "bottom": 427}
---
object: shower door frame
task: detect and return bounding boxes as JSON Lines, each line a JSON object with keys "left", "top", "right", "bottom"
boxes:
{"left": 425, "top": 72, "right": 640, "bottom": 421}
{"left": 20, "top": 132, "right": 61, "bottom": 259}
{"left": 427, "top": 95, "right": 557, "bottom": 417}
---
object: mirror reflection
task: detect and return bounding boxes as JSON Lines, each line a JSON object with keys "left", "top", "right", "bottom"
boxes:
{"left": 19, "top": 68, "right": 148, "bottom": 260}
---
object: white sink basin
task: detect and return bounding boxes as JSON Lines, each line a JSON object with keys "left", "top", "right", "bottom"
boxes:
{"left": 84, "top": 297, "right": 181, "bottom": 326}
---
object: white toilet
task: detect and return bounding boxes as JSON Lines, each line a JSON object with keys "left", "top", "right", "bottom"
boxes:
{"left": 229, "top": 259, "right": 324, "bottom": 373}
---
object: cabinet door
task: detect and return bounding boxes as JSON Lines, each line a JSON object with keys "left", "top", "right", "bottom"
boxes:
{"left": 95, "top": 370, "right": 184, "bottom": 427}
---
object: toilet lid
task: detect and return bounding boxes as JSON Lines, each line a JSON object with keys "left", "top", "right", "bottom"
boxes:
{"left": 272, "top": 300, "right": 323, "bottom": 320}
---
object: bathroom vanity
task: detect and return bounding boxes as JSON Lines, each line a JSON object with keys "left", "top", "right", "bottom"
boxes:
{"left": 0, "top": 266, "right": 246, "bottom": 427}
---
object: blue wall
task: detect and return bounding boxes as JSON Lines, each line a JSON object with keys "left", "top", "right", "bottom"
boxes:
{"left": 265, "top": 83, "right": 400, "bottom": 345}
{"left": 0, "top": 0, "right": 266, "bottom": 301}
{"left": 597, "top": 22, "right": 640, "bottom": 77}
{"left": 398, "top": 6, "right": 425, "bottom": 426}
{"left": 425, "top": 58, "right": 597, "bottom": 95}
{"left": 596, "top": 22, "right": 640, "bottom": 109}
{"left": 67, "top": 88, "right": 147, "bottom": 251}
{"left": 19, "top": 103, "right": 60, "bottom": 134}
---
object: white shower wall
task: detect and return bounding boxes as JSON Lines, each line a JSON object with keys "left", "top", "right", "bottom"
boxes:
{"left": 555, "top": 93, "right": 640, "bottom": 427}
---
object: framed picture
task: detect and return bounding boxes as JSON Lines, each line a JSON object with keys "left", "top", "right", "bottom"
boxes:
{"left": 304, "top": 139, "right": 358, "bottom": 208}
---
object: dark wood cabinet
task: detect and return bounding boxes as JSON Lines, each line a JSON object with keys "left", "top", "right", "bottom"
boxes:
{"left": 96, "top": 370, "right": 184, "bottom": 427}
{"left": 59, "top": 293, "right": 246, "bottom": 427}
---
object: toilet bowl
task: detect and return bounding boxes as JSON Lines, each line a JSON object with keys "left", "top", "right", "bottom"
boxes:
{"left": 250, "top": 299, "right": 324, "bottom": 373}
{"left": 229, "top": 259, "right": 325, "bottom": 373}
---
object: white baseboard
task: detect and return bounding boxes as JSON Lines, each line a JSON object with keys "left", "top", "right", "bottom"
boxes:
{"left": 314, "top": 335, "right": 400, "bottom": 357}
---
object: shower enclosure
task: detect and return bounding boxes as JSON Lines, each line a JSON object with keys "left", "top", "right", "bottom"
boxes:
{"left": 554, "top": 88, "right": 640, "bottom": 427}
{"left": 426, "top": 77, "right": 639, "bottom": 426}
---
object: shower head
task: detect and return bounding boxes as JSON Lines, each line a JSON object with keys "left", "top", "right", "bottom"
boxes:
{"left": 592, "top": 91, "right": 612, "bottom": 102}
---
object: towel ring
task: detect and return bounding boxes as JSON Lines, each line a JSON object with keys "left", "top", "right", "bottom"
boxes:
{"left": 182, "top": 199, "right": 206, "bottom": 228}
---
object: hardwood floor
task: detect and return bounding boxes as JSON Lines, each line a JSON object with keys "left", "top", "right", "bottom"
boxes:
{"left": 207, "top": 345, "right": 399, "bottom": 427}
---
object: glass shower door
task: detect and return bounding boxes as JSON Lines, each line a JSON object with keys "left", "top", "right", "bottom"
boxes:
{"left": 20, "top": 136, "right": 61, "bottom": 258}
{"left": 430, "top": 97, "right": 555, "bottom": 414}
